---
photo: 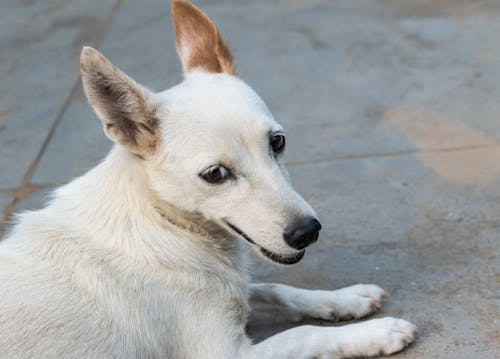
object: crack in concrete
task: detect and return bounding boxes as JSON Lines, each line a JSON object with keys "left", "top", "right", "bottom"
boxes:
{"left": 1, "top": 133, "right": 493, "bottom": 235}
{"left": 285, "top": 143, "right": 497, "bottom": 167}
{"left": 0, "top": 0, "right": 125, "bottom": 238}
{"left": 6, "top": 183, "right": 54, "bottom": 200}
{"left": 0, "top": 184, "right": 58, "bottom": 193}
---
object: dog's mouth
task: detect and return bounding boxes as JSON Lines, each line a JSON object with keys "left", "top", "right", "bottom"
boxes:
{"left": 259, "top": 247, "right": 305, "bottom": 265}
{"left": 225, "top": 221, "right": 305, "bottom": 265}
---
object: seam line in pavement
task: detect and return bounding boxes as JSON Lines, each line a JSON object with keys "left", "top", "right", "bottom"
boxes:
{"left": 285, "top": 143, "right": 496, "bottom": 167}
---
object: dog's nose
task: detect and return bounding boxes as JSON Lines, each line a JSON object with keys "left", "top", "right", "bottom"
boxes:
{"left": 284, "top": 217, "right": 322, "bottom": 250}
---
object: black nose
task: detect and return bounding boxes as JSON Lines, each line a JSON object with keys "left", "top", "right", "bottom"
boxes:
{"left": 284, "top": 217, "right": 322, "bottom": 250}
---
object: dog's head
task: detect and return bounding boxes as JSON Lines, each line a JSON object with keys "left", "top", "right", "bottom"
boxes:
{"left": 80, "top": 0, "right": 321, "bottom": 264}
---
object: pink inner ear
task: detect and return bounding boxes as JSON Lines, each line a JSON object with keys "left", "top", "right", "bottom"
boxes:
{"left": 172, "top": 0, "right": 236, "bottom": 75}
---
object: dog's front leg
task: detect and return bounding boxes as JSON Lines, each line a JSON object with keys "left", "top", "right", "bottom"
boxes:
{"left": 250, "top": 317, "right": 417, "bottom": 359}
{"left": 250, "top": 283, "right": 387, "bottom": 322}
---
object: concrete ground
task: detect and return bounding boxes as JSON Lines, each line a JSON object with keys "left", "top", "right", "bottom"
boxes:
{"left": 1, "top": 0, "right": 499, "bottom": 357}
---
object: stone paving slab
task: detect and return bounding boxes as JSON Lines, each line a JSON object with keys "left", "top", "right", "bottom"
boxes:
{"left": 32, "top": 88, "right": 111, "bottom": 184}
{"left": 33, "top": 0, "right": 177, "bottom": 184}
{"left": 15, "top": 186, "right": 55, "bottom": 214}
{"left": 32, "top": 0, "right": 500, "bottom": 180}
{"left": 249, "top": 155, "right": 499, "bottom": 358}
{"left": 0, "top": 0, "right": 117, "bottom": 189}
{"left": 216, "top": 0, "right": 500, "bottom": 162}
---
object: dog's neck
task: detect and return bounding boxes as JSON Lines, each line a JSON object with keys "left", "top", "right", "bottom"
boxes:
{"left": 154, "top": 201, "right": 228, "bottom": 243}
{"left": 32, "top": 146, "right": 245, "bottom": 273}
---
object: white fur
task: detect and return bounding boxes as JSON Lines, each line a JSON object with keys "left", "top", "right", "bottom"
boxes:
{"left": 0, "top": 2, "right": 417, "bottom": 357}
{"left": 250, "top": 283, "right": 388, "bottom": 322}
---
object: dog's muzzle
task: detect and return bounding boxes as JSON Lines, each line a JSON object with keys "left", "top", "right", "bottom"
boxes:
{"left": 225, "top": 221, "right": 308, "bottom": 265}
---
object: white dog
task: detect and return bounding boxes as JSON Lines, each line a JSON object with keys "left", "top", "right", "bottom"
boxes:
{"left": 0, "top": 1, "right": 418, "bottom": 358}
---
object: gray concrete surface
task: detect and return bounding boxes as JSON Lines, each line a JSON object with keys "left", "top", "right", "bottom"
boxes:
{"left": 1, "top": 0, "right": 499, "bottom": 357}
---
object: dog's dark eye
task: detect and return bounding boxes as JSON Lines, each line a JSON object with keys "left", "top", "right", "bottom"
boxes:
{"left": 200, "top": 165, "right": 231, "bottom": 184}
{"left": 270, "top": 134, "right": 285, "bottom": 153}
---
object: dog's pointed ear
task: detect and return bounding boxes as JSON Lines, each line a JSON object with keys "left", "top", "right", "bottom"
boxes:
{"left": 80, "top": 47, "right": 159, "bottom": 156}
{"left": 171, "top": 0, "right": 236, "bottom": 76}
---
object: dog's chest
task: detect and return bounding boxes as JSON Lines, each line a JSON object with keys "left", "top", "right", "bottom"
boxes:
{"left": 110, "top": 265, "right": 249, "bottom": 357}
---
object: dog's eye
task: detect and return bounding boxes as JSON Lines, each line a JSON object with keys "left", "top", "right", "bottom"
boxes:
{"left": 270, "top": 134, "right": 285, "bottom": 153}
{"left": 200, "top": 165, "right": 231, "bottom": 184}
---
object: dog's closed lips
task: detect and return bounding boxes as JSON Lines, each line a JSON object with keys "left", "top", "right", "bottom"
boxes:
{"left": 259, "top": 247, "right": 305, "bottom": 265}
{"left": 225, "top": 220, "right": 306, "bottom": 264}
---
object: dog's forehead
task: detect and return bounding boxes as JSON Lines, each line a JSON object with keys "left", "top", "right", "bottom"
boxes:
{"left": 159, "top": 73, "right": 277, "bottom": 130}
{"left": 156, "top": 74, "right": 282, "bottom": 168}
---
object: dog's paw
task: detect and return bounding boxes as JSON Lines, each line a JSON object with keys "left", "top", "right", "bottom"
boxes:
{"left": 329, "top": 284, "right": 388, "bottom": 321}
{"left": 298, "top": 284, "right": 388, "bottom": 322}
{"left": 340, "top": 317, "right": 418, "bottom": 357}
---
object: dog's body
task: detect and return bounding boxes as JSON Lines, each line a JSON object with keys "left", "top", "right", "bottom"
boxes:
{"left": 0, "top": 1, "right": 417, "bottom": 358}
{"left": 0, "top": 146, "right": 252, "bottom": 358}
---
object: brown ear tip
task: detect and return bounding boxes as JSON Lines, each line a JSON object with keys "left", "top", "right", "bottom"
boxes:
{"left": 171, "top": 0, "right": 190, "bottom": 12}
{"left": 172, "top": 0, "right": 205, "bottom": 20}
{"left": 171, "top": 0, "right": 236, "bottom": 75}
